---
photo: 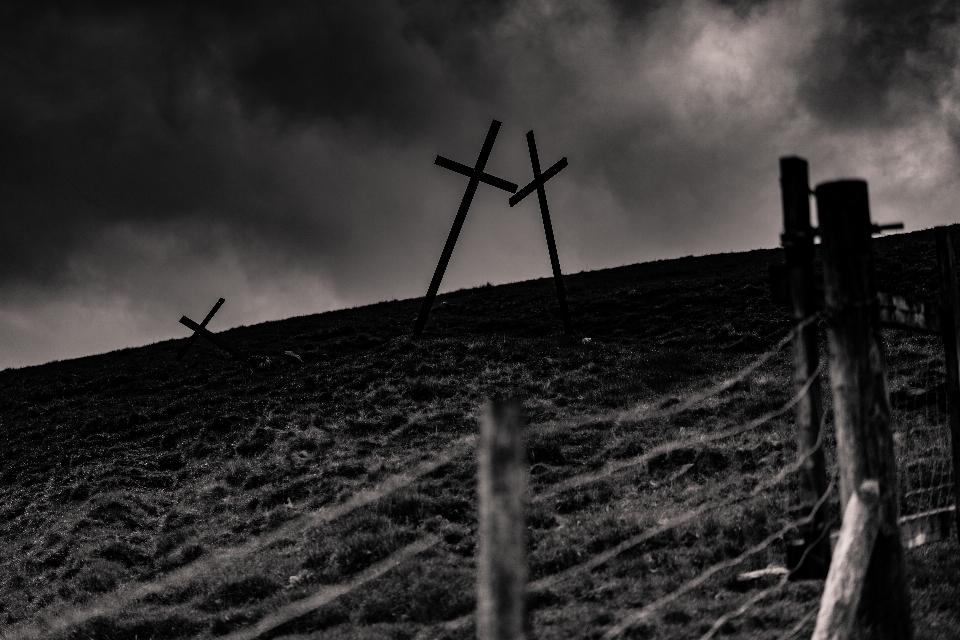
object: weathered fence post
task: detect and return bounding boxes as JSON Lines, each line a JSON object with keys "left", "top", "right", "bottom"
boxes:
{"left": 780, "top": 156, "right": 831, "bottom": 579}
{"left": 811, "top": 480, "right": 882, "bottom": 640}
{"left": 816, "top": 180, "right": 912, "bottom": 639}
{"left": 934, "top": 227, "right": 960, "bottom": 545}
{"left": 478, "top": 399, "right": 528, "bottom": 640}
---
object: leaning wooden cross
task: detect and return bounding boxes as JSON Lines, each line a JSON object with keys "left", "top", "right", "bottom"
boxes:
{"left": 176, "top": 297, "right": 225, "bottom": 360}
{"left": 412, "top": 119, "right": 519, "bottom": 337}
{"left": 177, "top": 298, "right": 246, "bottom": 361}
{"left": 510, "top": 130, "right": 572, "bottom": 334}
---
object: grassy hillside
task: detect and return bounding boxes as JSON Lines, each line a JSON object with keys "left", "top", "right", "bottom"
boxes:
{"left": 0, "top": 229, "right": 957, "bottom": 639}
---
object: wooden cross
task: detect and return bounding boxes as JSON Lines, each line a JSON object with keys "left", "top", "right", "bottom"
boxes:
{"left": 177, "top": 298, "right": 245, "bottom": 361}
{"left": 412, "top": 119, "right": 518, "bottom": 337}
{"left": 176, "top": 297, "right": 224, "bottom": 360}
{"left": 509, "top": 130, "right": 572, "bottom": 334}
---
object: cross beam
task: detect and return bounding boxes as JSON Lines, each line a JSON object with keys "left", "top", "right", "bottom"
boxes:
{"left": 178, "top": 314, "right": 246, "bottom": 361}
{"left": 176, "top": 297, "right": 225, "bottom": 360}
{"left": 413, "top": 119, "right": 518, "bottom": 337}
{"left": 509, "top": 130, "right": 572, "bottom": 334}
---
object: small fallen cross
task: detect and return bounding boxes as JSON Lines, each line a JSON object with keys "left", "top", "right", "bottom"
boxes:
{"left": 413, "top": 119, "right": 519, "bottom": 337}
{"left": 177, "top": 298, "right": 246, "bottom": 362}
{"left": 176, "top": 297, "right": 225, "bottom": 360}
{"left": 509, "top": 130, "right": 572, "bottom": 334}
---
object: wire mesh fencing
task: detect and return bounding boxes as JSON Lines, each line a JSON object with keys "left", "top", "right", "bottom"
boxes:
{"left": 883, "top": 327, "right": 957, "bottom": 547}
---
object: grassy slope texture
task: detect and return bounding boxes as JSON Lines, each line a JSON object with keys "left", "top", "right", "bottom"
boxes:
{"left": 1, "top": 229, "right": 958, "bottom": 640}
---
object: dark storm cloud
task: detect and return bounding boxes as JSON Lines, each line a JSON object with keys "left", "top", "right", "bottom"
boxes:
{"left": 0, "top": 0, "right": 510, "bottom": 293}
{"left": 799, "top": 0, "right": 960, "bottom": 130}
{"left": 2, "top": 0, "right": 960, "bottom": 369}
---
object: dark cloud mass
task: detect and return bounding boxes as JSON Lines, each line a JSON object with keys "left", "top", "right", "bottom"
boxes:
{"left": 1, "top": 0, "right": 959, "bottom": 369}
{"left": 800, "top": 0, "right": 960, "bottom": 129}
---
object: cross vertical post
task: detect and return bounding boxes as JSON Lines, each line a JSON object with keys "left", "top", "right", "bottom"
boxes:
{"left": 413, "top": 119, "right": 518, "bottom": 337}
{"left": 510, "top": 131, "right": 571, "bottom": 335}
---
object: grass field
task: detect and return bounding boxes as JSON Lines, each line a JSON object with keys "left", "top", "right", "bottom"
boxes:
{"left": 1, "top": 229, "right": 957, "bottom": 639}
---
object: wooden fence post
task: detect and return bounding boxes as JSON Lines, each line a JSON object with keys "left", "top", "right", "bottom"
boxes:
{"left": 780, "top": 156, "right": 831, "bottom": 579}
{"left": 934, "top": 227, "right": 960, "bottom": 545}
{"left": 478, "top": 399, "right": 528, "bottom": 640}
{"left": 811, "top": 480, "right": 882, "bottom": 640}
{"left": 816, "top": 180, "right": 912, "bottom": 639}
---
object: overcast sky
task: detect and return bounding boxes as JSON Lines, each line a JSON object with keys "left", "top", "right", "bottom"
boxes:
{"left": 2, "top": 0, "right": 959, "bottom": 370}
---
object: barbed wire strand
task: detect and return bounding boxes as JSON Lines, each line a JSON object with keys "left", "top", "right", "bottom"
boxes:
{"left": 417, "top": 416, "right": 830, "bottom": 640}
{"left": 697, "top": 516, "right": 834, "bottom": 640}
{"left": 10, "top": 318, "right": 818, "bottom": 640}
{"left": 220, "top": 536, "right": 440, "bottom": 640}
{"left": 598, "top": 476, "right": 837, "bottom": 640}
{"left": 534, "top": 361, "right": 822, "bottom": 504}
{"left": 525, "top": 314, "right": 820, "bottom": 441}
{"left": 609, "top": 314, "right": 820, "bottom": 425}
{"left": 6, "top": 437, "right": 475, "bottom": 640}
{"left": 777, "top": 606, "right": 819, "bottom": 640}
{"left": 534, "top": 415, "right": 828, "bottom": 593}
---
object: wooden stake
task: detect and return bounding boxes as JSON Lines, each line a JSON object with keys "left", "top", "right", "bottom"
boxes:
{"left": 478, "top": 399, "right": 528, "bottom": 640}
{"left": 816, "top": 179, "right": 912, "bottom": 640}
{"left": 934, "top": 227, "right": 960, "bottom": 545}
{"left": 812, "top": 480, "right": 882, "bottom": 640}
{"left": 780, "top": 157, "right": 830, "bottom": 579}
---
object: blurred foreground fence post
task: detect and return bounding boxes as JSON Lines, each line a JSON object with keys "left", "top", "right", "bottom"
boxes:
{"left": 816, "top": 180, "right": 912, "bottom": 639}
{"left": 811, "top": 480, "right": 881, "bottom": 640}
{"left": 934, "top": 227, "right": 960, "bottom": 545}
{"left": 478, "top": 399, "right": 528, "bottom": 640}
{"left": 779, "top": 156, "right": 831, "bottom": 579}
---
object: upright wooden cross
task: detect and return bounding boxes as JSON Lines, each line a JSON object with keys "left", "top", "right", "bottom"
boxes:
{"left": 509, "top": 131, "right": 571, "bottom": 334}
{"left": 412, "top": 119, "right": 518, "bottom": 337}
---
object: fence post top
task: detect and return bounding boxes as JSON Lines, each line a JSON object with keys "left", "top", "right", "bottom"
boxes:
{"left": 779, "top": 155, "right": 808, "bottom": 168}
{"left": 814, "top": 179, "right": 868, "bottom": 194}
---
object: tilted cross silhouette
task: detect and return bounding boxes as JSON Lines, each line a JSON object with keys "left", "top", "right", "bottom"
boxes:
{"left": 177, "top": 298, "right": 246, "bottom": 362}
{"left": 413, "top": 119, "right": 518, "bottom": 337}
{"left": 176, "top": 297, "right": 224, "bottom": 360}
{"left": 510, "top": 131, "right": 572, "bottom": 334}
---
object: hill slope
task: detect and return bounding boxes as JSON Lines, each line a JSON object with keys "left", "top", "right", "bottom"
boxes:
{"left": 1, "top": 229, "right": 957, "bottom": 639}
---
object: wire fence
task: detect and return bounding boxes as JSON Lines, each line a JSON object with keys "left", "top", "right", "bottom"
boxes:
{"left": 11, "top": 318, "right": 823, "bottom": 640}
{"left": 423, "top": 323, "right": 831, "bottom": 639}
{"left": 884, "top": 327, "right": 956, "bottom": 522}
{"left": 11, "top": 307, "right": 956, "bottom": 640}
